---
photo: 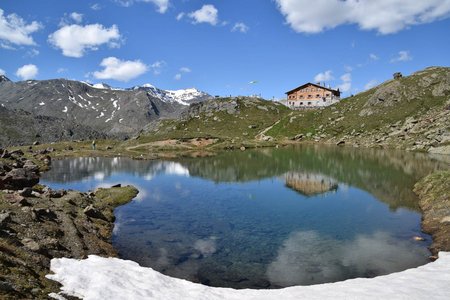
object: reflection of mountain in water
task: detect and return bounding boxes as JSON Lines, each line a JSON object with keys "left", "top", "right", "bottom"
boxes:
{"left": 285, "top": 172, "right": 338, "bottom": 196}
{"left": 177, "top": 145, "right": 448, "bottom": 210}
{"left": 43, "top": 144, "right": 448, "bottom": 211}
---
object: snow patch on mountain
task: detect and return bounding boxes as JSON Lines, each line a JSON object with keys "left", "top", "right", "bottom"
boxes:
{"left": 133, "top": 83, "right": 210, "bottom": 106}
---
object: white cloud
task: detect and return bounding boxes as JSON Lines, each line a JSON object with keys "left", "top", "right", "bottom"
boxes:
{"left": 57, "top": 67, "right": 68, "bottom": 73}
{"left": 232, "top": 22, "right": 249, "bottom": 33}
{"left": 338, "top": 72, "right": 352, "bottom": 92}
{"left": 70, "top": 12, "right": 83, "bottom": 23}
{"left": 0, "top": 8, "right": 42, "bottom": 48}
{"left": 150, "top": 60, "right": 166, "bottom": 75}
{"left": 48, "top": 24, "right": 121, "bottom": 58}
{"left": 0, "top": 68, "right": 5, "bottom": 76}
{"left": 93, "top": 57, "right": 148, "bottom": 82}
{"left": 314, "top": 70, "right": 334, "bottom": 82}
{"left": 364, "top": 79, "right": 378, "bottom": 90}
{"left": 340, "top": 73, "right": 351, "bottom": 82}
{"left": 189, "top": 4, "right": 219, "bottom": 25}
{"left": 116, "top": 0, "right": 169, "bottom": 13}
{"left": 174, "top": 67, "right": 191, "bottom": 80}
{"left": 391, "top": 50, "right": 412, "bottom": 63}
{"left": 91, "top": 4, "right": 102, "bottom": 10}
{"left": 16, "top": 64, "right": 38, "bottom": 80}
{"left": 275, "top": 0, "right": 450, "bottom": 34}
{"left": 141, "top": 0, "right": 169, "bottom": 13}
{"left": 176, "top": 12, "right": 185, "bottom": 21}
{"left": 26, "top": 48, "right": 40, "bottom": 57}
{"left": 369, "top": 53, "right": 379, "bottom": 60}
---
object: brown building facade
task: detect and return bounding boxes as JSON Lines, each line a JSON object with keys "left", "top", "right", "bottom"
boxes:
{"left": 285, "top": 83, "right": 341, "bottom": 109}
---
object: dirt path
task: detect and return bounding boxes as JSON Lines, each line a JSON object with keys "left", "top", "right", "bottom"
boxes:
{"left": 255, "top": 120, "right": 280, "bottom": 140}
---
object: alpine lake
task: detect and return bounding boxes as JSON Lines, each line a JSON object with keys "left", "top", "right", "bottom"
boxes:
{"left": 41, "top": 144, "right": 449, "bottom": 289}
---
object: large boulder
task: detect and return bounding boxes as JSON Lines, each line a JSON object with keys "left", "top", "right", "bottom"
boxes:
{"left": 1, "top": 168, "right": 39, "bottom": 190}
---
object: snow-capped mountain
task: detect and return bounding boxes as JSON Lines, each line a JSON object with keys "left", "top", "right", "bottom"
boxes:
{"left": 0, "top": 78, "right": 212, "bottom": 145}
{"left": 130, "top": 84, "right": 211, "bottom": 106}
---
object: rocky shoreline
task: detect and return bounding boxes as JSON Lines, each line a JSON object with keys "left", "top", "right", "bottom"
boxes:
{"left": 414, "top": 170, "right": 450, "bottom": 256}
{"left": 0, "top": 148, "right": 138, "bottom": 299}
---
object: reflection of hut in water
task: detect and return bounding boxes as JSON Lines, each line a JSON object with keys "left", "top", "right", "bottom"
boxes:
{"left": 285, "top": 172, "right": 338, "bottom": 196}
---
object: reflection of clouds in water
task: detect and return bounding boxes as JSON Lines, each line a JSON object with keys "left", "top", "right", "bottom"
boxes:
{"left": 144, "top": 174, "right": 153, "bottom": 181}
{"left": 165, "top": 162, "right": 190, "bottom": 176}
{"left": 112, "top": 222, "right": 120, "bottom": 235}
{"left": 174, "top": 182, "right": 190, "bottom": 197}
{"left": 267, "top": 230, "right": 429, "bottom": 286}
{"left": 156, "top": 247, "right": 169, "bottom": 267}
{"left": 143, "top": 162, "right": 189, "bottom": 181}
{"left": 93, "top": 171, "right": 105, "bottom": 180}
{"left": 194, "top": 237, "right": 217, "bottom": 256}
{"left": 113, "top": 217, "right": 135, "bottom": 236}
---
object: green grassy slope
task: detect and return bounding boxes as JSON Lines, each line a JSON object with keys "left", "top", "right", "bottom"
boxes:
{"left": 268, "top": 67, "right": 449, "bottom": 145}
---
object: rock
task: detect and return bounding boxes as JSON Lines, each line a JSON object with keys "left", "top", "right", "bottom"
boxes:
{"left": 22, "top": 238, "right": 40, "bottom": 252}
{"left": 292, "top": 134, "right": 303, "bottom": 141}
{"left": 46, "top": 147, "right": 55, "bottom": 153}
{"left": 106, "top": 146, "right": 113, "bottom": 150}
{"left": 248, "top": 125, "right": 257, "bottom": 129}
{"left": 84, "top": 205, "right": 106, "bottom": 220}
{"left": 240, "top": 146, "right": 246, "bottom": 151}
{"left": 44, "top": 189, "right": 66, "bottom": 198}
{"left": 111, "top": 183, "right": 122, "bottom": 188}
{"left": 440, "top": 216, "right": 450, "bottom": 223}
{"left": 9, "top": 149, "right": 24, "bottom": 156}
{"left": 18, "top": 187, "right": 33, "bottom": 197}
{"left": 306, "top": 132, "right": 313, "bottom": 138}
{"left": 66, "top": 146, "right": 74, "bottom": 151}
{"left": 0, "top": 212, "right": 11, "bottom": 227}
{"left": 1, "top": 168, "right": 39, "bottom": 190}
{"left": 428, "top": 145, "right": 450, "bottom": 155}
{"left": 33, "top": 141, "right": 40, "bottom": 146}
{"left": 336, "top": 140, "right": 345, "bottom": 146}
{"left": 31, "top": 208, "right": 57, "bottom": 221}
{"left": 23, "top": 160, "right": 39, "bottom": 172}
{"left": 16, "top": 197, "right": 30, "bottom": 207}
{"left": 0, "top": 149, "right": 10, "bottom": 158}
{"left": 262, "top": 135, "right": 273, "bottom": 142}
{"left": 31, "top": 191, "right": 41, "bottom": 197}
{"left": 40, "top": 155, "right": 51, "bottom": 166}
{"left": 0, "top": 280, "right": 14, "bottom": 292}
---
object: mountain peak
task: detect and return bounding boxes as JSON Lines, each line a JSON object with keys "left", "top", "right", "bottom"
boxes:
{"left": 0, "top": 75, "right": 11, "bottom": 83}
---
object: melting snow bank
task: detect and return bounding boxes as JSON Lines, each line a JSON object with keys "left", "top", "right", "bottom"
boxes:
{"left": 46, "top": 253, "right": 450, "bottom": 300}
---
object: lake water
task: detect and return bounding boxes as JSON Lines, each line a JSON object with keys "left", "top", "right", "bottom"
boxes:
{"left": 41, "top": 145, "right": 449, "bottom": 289}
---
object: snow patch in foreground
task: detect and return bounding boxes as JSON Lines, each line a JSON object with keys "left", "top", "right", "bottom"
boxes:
{"left": 47, "top": 253, "right": 450, "bottom": 300}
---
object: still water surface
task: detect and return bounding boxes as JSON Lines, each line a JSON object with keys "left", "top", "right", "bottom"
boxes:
{"left": 41, "top": 145, "right": 449, "bottom": 289}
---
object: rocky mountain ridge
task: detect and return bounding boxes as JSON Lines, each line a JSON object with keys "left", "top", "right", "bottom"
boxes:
{"left": 0, "top": 77, "right": 211, "bottom": 146}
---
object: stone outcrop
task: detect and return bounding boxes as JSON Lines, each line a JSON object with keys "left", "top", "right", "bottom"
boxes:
{"left": 414, "top": 171, "right": 450, "bottom": 256}
{"left": 0, "top": 151, "right": 138, "bottom": 299}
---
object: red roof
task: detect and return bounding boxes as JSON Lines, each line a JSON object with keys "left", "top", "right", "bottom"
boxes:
{"left": 286, "top": 82, "right": 340, "bottom": 95}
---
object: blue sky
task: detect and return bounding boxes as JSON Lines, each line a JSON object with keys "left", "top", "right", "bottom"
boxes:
{"left": 1, "top": 0, "right": 450, "bottom": 99}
